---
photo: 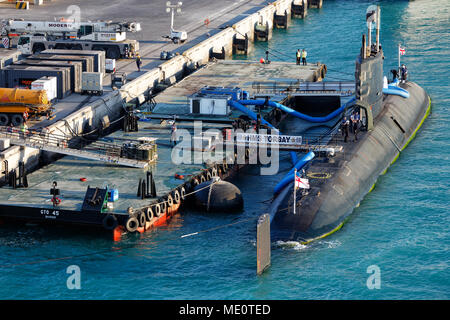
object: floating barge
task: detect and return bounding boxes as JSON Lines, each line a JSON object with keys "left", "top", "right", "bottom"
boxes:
{"left": 0, "top": 60, "right": 326, "bottom": 240}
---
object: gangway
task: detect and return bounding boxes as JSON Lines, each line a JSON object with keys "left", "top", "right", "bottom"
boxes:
{"left": 0, "top": 127, "right": 154, "bottom": 169}
{"left": 222, "top": 131, "right": 344, "bottom": 154}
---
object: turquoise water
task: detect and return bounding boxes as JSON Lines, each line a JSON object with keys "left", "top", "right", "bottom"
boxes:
{"left": 0, "top": 0, "right": 449, "bottom": 299}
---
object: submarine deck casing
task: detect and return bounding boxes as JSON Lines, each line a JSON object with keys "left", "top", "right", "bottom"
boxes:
{"left": 270, "top": 50, "right": 431, "bottom": 243}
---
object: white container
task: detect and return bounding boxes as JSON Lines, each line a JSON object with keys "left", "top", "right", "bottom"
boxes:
{"left": 82, "top": 72, "right": 103, "bottom": 91}
{"left": 189, "top": 94, "right": 230, "bottom": 116}
{"left": 31, "top": 76, "right": 57, "bottom": 102}
{"left": 0, "top": 138, "right": 10, "bottom": 151}
{"left": 105, "top": 59, "right": 116, "bottom": 73}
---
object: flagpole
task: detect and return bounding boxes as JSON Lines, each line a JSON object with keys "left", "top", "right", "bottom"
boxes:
{"left": 293, "top": 169, "right": 297, "bottom": 215}
{"left": 398, "top": 43, "right": 401, "bottom": 75}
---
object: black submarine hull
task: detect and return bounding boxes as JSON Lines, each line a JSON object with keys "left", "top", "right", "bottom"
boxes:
{"left": 269, "top": 81, "right": 431, "bottom": 243}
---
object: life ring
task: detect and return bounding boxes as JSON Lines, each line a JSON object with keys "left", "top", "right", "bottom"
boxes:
{"left": 174, "top": 173, "right": 185, "bottom": 180}
{"left": 102, "top": 214, "right": 118, "bottom": 230}
{"left": 138, "top": 211, "right": 147, "bottom": 227}
{"left": 153, "top": 203, "right": 161, "bottom": 217}
{"left": 307, "top": 172, "right": 331, "bottom": 179}
{"left": 159, "top": 200, "right": 167, "bottom": 214}
{"left": 125, "top": 216, "right": 139, "bottom": 233}
{"left": 180, "top": 186, "right": 186, "bottom": 200}
{"left": 145, "top": 207, "right": 154, "bottom": 221}
{"left": 173, "top": 189, "right": 181, "bottom": 204}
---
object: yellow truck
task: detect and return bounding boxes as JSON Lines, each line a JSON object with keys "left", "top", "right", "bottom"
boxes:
{"left": 0, "top": 88, "right": 52, "bottom": 126}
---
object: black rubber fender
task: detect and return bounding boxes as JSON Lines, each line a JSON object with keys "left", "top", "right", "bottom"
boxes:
{"left": 167, "top": 194, "right": 174, "bottom": 207}
{"left": 125, "top": 216, "right": 139, "bottom": 233}
{"left": 191, "top": 178, "right": 200, "bottom": 188}
{"left": 180, "top": 186, "right": 186, "bottom": 200}
{"left": 102, "top": 214, "right": 118, "bottom": 230}
{"left": 138, "top": 211, "right": 146, "bottom": 227}
{"left": 159, "top": 199, "right": 167, "bottom": 214}
{"left": 153, "top": 203, "right": 161, "bottom": 217}
{"left": 206, "top": 170, "right": 212, "bottom": 181}
{"left": 200, "top": 174, "right": 206, "bottom": 183}
{"left": 146, "top": 207, "right": 154, "bottom": 221}
{"left": 173, "top": 189, "right": 181, "bottom": 204}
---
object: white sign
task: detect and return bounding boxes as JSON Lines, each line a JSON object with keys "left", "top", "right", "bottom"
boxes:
{"left": 236, "top": 133, "right": 302, "bottom": 145}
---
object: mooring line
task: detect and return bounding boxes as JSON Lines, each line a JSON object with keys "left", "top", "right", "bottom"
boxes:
{"left": 0, "top": 215, "right": 259, "bottom": 269}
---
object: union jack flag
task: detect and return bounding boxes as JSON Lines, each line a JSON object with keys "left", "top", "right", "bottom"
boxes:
{"left": 399, "top": 46, "right": 406, "bottom": 55}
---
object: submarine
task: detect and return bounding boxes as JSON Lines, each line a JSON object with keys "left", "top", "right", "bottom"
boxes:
{"left": 268, "top": 9, "right": 431, "bottom": 244}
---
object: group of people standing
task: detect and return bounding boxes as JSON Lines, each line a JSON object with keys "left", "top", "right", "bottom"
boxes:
{"left": 296, "top": 49, "right": 307, "bottom": 65}
{"left": 340, "top": 110, "right": 361, "bottom": 143}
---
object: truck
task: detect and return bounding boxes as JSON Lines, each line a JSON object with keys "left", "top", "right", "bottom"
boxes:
{"left": 1, "top": 19, "right": 141, "bottom": 59}
{"left": 0, "top": 88, "right": 53, "bottom": 126}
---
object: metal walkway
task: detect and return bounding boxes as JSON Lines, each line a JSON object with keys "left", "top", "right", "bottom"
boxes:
{"left": 251, "top": 81, "right": 355, "bottom": 99}
{"left": 0, "top": 127, "right": 149, "bottom": 169}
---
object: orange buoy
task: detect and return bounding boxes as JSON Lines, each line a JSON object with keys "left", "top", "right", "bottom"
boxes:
{"left": 260, "top": 58, "right": 265, "bottom": 64}
{"left": 80, "top": 177, "right": 87, "bottom": 182}
{"left": 174, "top": 174, "right": 184, "bottom": 180}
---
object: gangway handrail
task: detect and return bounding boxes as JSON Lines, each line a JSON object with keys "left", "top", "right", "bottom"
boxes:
{"left": 0, "top": 126, "right": 149, "bottom": 169}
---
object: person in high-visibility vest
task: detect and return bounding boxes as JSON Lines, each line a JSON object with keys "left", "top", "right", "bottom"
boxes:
{"left": 20, "top": 122, "right": 28, "bottom": 140}
{"left": 296, "top": 49, "right": 301, "bottom": 65}
{"left": 136, "top": 53, "right": 142, "bottom": 72}
{"left": 301, "top": 49, "right": 307, "bottom": 66}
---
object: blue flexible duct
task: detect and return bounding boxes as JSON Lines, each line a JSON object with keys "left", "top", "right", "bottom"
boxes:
{"left": 228, "top": 100, "right": 298, "bottom": 164}
{"left": 273, "top": 151, "right": 315, "bottom": 195}
{"left": 238, "top": 97, "right": 355, "bottom": 123}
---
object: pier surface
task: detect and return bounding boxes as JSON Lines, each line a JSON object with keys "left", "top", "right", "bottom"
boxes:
{"left": 0, "top": 60, "right": 324, "bottom": 215}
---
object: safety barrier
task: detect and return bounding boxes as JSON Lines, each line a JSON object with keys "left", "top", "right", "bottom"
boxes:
{"left": 15, "top": 1, "right": 28, "bottom": 9}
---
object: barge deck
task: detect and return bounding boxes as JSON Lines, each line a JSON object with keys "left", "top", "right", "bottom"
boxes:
{"left": 0, "top": 60, "right": 325, "bottom": 240}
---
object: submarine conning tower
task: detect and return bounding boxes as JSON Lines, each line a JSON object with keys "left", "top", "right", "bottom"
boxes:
{"left": 355, "top": 5, "right": 384, "bottom": 127}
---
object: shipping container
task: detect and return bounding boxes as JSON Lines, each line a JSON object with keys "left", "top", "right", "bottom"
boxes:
{"left": 105, "top": 59, "right": 116, "bottom": 73}
{"left": 81, "top": 72, "right": 103, "bottom": 95}
{"left": 0, "top": 48, "right": 22, "bottom": 69}
{"left": 15, "top": 59, "right": 82, "bottom": 93}
{"left": 1, "top": 65, "right": 71, "bottom": 99}
{"left": 31, "top": 77, "right": 58, "bottom": 102}
{"left": 41, "top": 49, "right": 105, "bottom": 74}
{"left": 27, "top": 54, "right": 94, "bottom": 72}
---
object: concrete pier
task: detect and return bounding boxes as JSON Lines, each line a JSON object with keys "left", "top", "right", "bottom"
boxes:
{"left": 0, "top": 0, "right": 324, "bottom": 183}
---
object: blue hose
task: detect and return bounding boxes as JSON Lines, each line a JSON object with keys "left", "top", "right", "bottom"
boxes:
{"left": 273, "top": 151, "right": 315, "bottom": 195}
{"left": 382, "top": 85, "right": 410, "bottom": 98}
{"left": 228, "top": 100, "right": 276, "bottom": 130}
{"left": 238, "top": 99, "right": 351, "bottom": 123}
{"left": 228, "top": 100, "right": 298, "bottom": 164}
